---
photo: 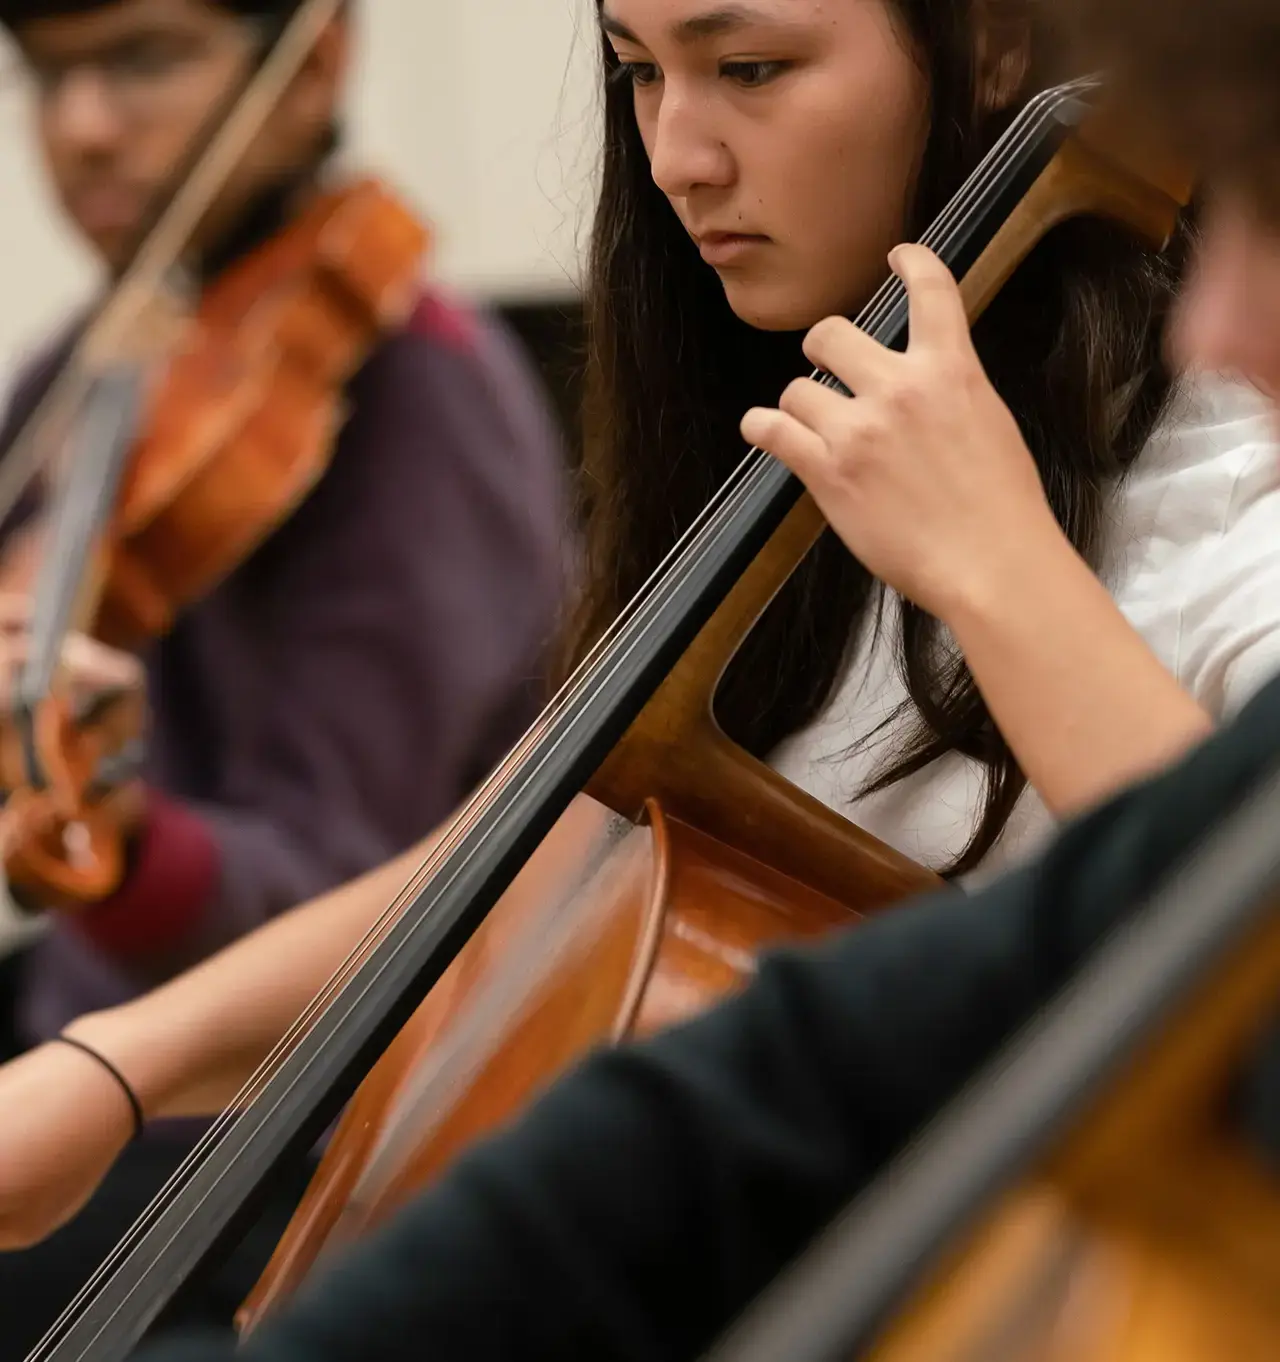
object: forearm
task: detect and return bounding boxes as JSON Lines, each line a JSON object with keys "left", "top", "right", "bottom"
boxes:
{"left": 62, "top": 836, "right": 436, "bottom": 1120}
{"left": 946, "top": 532, "right": 1214, "bottom": 817}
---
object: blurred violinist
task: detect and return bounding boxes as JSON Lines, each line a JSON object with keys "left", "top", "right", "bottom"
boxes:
{"left": 0, "top": 0, "right": 568, "bottom": 1352}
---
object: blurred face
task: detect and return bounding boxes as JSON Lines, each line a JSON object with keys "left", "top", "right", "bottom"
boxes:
{"left": 1170, "top": 184, "right": 1280, "bottom": 412}
{"left": 17, "top": 0, "right": 345, "bottom": 271}
{"left": 601, "top": 0, "right": 930, "bottom": 330}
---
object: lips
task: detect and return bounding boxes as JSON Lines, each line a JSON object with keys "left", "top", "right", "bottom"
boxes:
{"left": 693, "top": 230, "right": 770, "bottom": 267}
{"left": 65, "top": 184, "right": 143, "bottom": 238}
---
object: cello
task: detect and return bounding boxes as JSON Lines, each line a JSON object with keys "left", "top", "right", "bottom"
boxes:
{"left": 24, "top": 76, "right": 1193, "bottom": 1362}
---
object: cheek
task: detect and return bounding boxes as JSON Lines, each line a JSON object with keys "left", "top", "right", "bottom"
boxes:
{"left": 761, "top": 73, "right": 928, "bottom": 321}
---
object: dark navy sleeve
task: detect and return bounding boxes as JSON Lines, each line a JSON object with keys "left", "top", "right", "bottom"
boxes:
{"left": 135, "top": 678, "right": 1280, "bottom": 1362}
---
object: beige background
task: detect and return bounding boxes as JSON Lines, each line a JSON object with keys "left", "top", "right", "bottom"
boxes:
{"left": 0, "top": 0, "right": 602, "bottom": 376}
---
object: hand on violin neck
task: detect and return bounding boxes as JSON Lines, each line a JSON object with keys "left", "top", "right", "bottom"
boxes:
{"left": 739, "top": 242, "right": 1069, "bottom": 624}
{"left": 0, "top": 595, "right": 144, "bottom": 719}
{"left": 0, "top": 598, "right": 148, "bottom": 911}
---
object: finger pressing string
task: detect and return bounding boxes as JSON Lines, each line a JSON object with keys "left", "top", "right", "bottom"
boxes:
{"left": 890, "top": 243, "right": 974, "bottom": 352}
{"left": 741, "top": 407, "right": 829, "bottom": 478}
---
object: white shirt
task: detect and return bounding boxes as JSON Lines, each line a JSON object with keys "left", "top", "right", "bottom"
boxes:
{"left": 769, "top": 376, "right": 1280, "bottom": 887}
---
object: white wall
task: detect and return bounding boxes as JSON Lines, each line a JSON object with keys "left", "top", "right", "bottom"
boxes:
{"left": 0, "top": 0, "right": 601, "bottom": 374}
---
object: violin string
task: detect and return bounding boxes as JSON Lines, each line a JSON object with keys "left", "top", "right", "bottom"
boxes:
{"left": 26, "top": 80, "right": 1093, "bottom": 1359}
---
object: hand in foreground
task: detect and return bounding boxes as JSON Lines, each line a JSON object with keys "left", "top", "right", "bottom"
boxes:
{"left": 0, "top": 1032, "right": 136, "bottom": 1249}
{"left": 741, "top": 244, "right": 1067, "bottom": 620}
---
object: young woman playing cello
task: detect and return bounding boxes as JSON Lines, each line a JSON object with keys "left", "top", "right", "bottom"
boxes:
{"left": 2, "top": 0, "right": 1280, "bottom": 1318}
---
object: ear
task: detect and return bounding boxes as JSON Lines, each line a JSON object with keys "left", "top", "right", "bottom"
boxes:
{"left": 974, "top": 6, "right": 1031, "bottom": 114}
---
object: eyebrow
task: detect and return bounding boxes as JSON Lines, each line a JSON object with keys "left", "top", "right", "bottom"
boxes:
{"left": 600, "top": 5, "right": 775, "bottom": 46}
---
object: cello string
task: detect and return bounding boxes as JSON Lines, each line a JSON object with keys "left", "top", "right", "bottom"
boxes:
{"left": 28, "top": 80, "right": 1092, "bottom": 1357}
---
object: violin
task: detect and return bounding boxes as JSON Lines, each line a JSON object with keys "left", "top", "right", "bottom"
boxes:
{"left": 0, "top": 0, "right": 427, "bottom": 912}
{"left": 24, "top": 77, "right": 1193, "bottom": 1362}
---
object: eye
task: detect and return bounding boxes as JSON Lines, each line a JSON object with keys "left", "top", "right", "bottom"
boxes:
{"left": 720, "top": 60, "right": 788, "bottom": 88}
{"left": 609, "top": 59, "right": 660, "bottom": 88}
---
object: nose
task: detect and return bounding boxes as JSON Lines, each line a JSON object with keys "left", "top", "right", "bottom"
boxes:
{"left": 1169, "top": 197, "right": 1280, "bottom": 395}
{"left": 42, "top": 69, "right": 124, "bottom": 156}
{"left": 646, "top": 84, "right": 734, "bottom": 201}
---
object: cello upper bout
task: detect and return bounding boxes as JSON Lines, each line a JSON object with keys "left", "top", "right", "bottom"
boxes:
{"left": 1071, "top": 100, "right": 1196, "bottom": 221}
{"left": 1039, "top": 92, "right": 1195, "bottom": 254}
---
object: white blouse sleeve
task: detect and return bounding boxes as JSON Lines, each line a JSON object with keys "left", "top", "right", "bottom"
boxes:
{"left": 1175, "top": 435, "right": 1280, "bottom": 718}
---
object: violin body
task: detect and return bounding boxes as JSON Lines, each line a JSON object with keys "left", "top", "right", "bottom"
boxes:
{"left": 95, "top": 177, "right": 427, "bottom": 648}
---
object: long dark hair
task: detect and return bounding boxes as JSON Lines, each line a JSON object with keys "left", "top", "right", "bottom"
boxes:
{"left": 567, "top": 0, "right": 1181, "bottom": 875}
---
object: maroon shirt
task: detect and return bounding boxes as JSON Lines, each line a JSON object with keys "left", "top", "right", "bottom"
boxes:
{"left": 0, "top": 288, "right": 570, "bottom": 1042}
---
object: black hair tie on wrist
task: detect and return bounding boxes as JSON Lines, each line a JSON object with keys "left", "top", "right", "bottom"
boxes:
{"left": 53, "top": 1034, "right": 144, "bottom": 1142}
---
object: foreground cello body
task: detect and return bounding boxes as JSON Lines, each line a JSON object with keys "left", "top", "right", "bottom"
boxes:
{"left": 701, "top": 787, "right": 1280, "bottom": 1362}
{"left": 238, "top": 89, "right": 1197, "bottom": 1325}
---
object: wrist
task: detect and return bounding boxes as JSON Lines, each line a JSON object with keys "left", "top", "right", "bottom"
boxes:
{"left": 62, "top": 1006, "right": 167, "bottom": 1122}
{"left": 934, "top": 513, "right": 1087, "bottom": 637}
